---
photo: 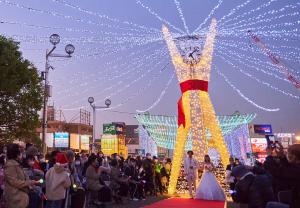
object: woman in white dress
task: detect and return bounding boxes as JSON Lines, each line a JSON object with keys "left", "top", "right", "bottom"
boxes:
{"left": 195, "top": 155, "right": 226, "bottom": 201}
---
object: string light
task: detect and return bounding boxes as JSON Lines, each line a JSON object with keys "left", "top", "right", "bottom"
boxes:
{"left": 173, "top": 0, "right": 189, "bottom": 34}
{"left": 61, "top": 50, "right": 168, "bottom": 108}
{"left": 1, "top": 0, "right": 299, "bottom": 178}
{"left": 219, "top": 3, "right": 299, "bottom": 30}
{"left": 222, "top": 12, "right": 300, "bottom": 34}
{"left": 99, "top": 61, "right": 170, "bottom": 111}
{"left": 162, "top": 19, "right": 231, "bottom": 194}
{"left": 50, "top": 0, "right": 161, "bottom": 34}
{"left": 136, "top": 68, "right": 175, "bottom": 113}
{"left": 217, "top": 70, "right": 280, "bottom": 112}
{"left": 136, "top": 0, "right": 185, "bottom": 34}
{"left": 217, "top": 38, "right": 300, "bottom": 64}
{"left": 218, "top": 0, "right": 253, "bottom": 24}
{"left": 193, "top": 0, "right": 223, "bottom": 33}
{"left": 215, "top": 50, "right": 300, "bottom": 100}
{"left": 217, "top": 42, "right": 300, "bottom": 81}
{"left": 219, "top": 0, "right": 279, "bottom": 26}
{"left": 139, "top": 125, "right": 158, "bottom": 156}
{"left": 0, "top": 0, "right": 161, "bottom": 36}
{"left": 55, "top": 46, "right": 166, "bottom": 101}
{"left": 136, "top": 113, "right": 255, "bottom": 152}
{"left": 0, "top": 19, "right": 158, "bottom": 39}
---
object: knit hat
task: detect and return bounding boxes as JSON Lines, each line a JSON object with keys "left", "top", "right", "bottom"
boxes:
{"left": 231, "top": 165, "right": 251, "bottom": 179}
{"left": 56, "top": 153, "right": 68, "bottom": 165}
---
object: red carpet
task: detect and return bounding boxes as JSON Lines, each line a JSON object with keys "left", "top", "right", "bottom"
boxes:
{"left": 144, "top": 198, "right": 225, "bottom": 208}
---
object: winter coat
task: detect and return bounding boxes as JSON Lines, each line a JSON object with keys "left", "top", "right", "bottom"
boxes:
{"left": 124, "top": 165, "right": 139, "bottom": 181}
{"left": 233, "top": 173, "right": 275, "bottom": 208}
{"left": 110, "top": 166, "right": 128, "bottom": 191}
{"left": 45, "top": 164, "right": 71, "bottom": 201}
{"left": 85, "top": 165, "right": 102, "bottom": 191}
{"left": 86, "top": 165, "right": 110, "bottom": 191}
{"left": 264, "top": 156, "right": 300, "bottom": 208}
{"left": 4, "top": 159, "right": 31, "bottom": 208}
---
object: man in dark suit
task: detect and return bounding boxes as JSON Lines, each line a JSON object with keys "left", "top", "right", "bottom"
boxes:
{"left": 226, "top": 157, "right": 237, "bottom": 190}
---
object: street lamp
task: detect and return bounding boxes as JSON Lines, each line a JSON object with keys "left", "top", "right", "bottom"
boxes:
{"left": 88, "top": 97, "right": 111, "bottom": 148}
{"left": 41, "top": 34, "right": 75, "bottom": 154}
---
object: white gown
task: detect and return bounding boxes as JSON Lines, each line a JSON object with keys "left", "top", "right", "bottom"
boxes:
{"left": 195, "top": 163, "right": 226, "bottom": 201}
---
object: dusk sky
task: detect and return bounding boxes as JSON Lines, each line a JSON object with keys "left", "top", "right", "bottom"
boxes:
{"left": 0, "top": 0, "right": 299, "bottom": 137}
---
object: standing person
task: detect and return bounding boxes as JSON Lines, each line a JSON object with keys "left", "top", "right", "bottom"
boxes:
{"left": 195, "top": 155, "right": 225, "bottom": 201}
{"left": 235, "top": 158, "right": 241, "bottom": 166}
{"left": 264, "top": 144, "right": 300, "bottom": 208}
{"left": 143, "top": 153, "right": 155, "bottom": 196}
{"left": 25, "top": 146, "right": 42, "bottom": 171}
{"left": 165, "top": 158, "right": 172, "bottom": 182}
{"left": 285, "top": 144, "right": 300, "bottom": 208}
{"left": 48, "top": 151, "right": 59, "bottom": 170}
{"left": 184, "top": 151, "right": 199, "bottom": 198}
{"left": 225, "top": 157, "right": 237, "bottom": 190}
{"left": 45, "top": 153, "right": 71, "bottom": 208}
{"left": 74, "top": 155, "right": 83, "bottom": 181}
{"left": 66, "top": 150, "right": 81, "bottom": 185}
{"left": 160, "top": 161, "right": 168, "bottom": 193}
{"left": 153, "top": 157, "right": 163, "bottom": 195}
{"left": 4, "top": 144, "right": 36, "bottom": 208}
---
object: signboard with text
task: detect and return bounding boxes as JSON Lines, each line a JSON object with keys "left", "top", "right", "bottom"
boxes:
{"left": 251, "top": 137, "right": 268, "bottom": 163}
{"left": 54, "top": 132, "right": 69, "bottom": 148}
{"left": 251, "top": 138, "right": 268, "bottom": 153}
{"left": 254, "top": 124, "right": 272, "bottom": 134}
{"left": 103, "top": 124, "right": 116, "bottom": 135}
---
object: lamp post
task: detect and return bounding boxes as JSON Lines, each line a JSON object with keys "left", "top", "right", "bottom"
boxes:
{"left": 88, "top": 97, "right": 111, "bottom": 149}
{"left": 41, "top": 34, "right": 75, "bottom": 154}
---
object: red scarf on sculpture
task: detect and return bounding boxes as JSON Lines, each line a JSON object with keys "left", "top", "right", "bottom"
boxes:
{"left": 178, "top": 79, "right": 208, "bottom": 128}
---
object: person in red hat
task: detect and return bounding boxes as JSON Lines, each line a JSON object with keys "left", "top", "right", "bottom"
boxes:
{"left": 45, "top": 153, "right": 71, "bottom": 208}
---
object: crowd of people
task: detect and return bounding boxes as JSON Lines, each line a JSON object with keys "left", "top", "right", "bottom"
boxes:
{"left": 225, "top": 142, "right": 300, "bottom": 208}
{"left": 0, "top": 141, "right": 299, "bottom": 208}
{"left": 0, "top": 144, "right": 172, "bottom": 208}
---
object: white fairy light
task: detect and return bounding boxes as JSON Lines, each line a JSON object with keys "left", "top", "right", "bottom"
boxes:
{"left": 173, "top": 0, "right": 189, "bottom": 34}
{"left": 217, "top": 69, "right": 280, "bottom": 112}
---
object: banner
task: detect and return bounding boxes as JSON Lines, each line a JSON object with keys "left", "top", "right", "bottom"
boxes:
{"left": 103, "top": 123, "right": 116, "bottom": 135}
{"left": 80, "top": 135, "right": 90, "bottom": 150}
{"left": 251, "top": 138, "right": 268, "bottom": 153}
{"left": 54, "top": 132, "right": 69, "bottom": 148}
{"left": 254, "top": 124, "right": 272, "bottom": 134}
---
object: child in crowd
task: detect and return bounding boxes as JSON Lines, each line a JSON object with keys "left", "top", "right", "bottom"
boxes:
{"left": 45, "top": 153, "right": 71, "bottom": 208}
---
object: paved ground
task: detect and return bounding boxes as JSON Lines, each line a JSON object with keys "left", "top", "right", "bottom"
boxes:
{"left": 88, "top": 195, "right": 168, "bottom": 208}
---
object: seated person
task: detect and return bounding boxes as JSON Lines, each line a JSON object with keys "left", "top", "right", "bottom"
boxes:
{"left": 231, "top": 165, "right": 275, "bottom": 208}
{"left": 124, "top": 158, "right": 145, "bottom": 200}
{"left": 109, "top": 159, "right": 129, "bottom": 203}
{"left": 85, "top": 155, "right": 111, "bottom": 206}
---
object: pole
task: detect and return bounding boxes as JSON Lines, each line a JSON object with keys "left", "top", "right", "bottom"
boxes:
{"left": 42, "top": 50, "right": 49, "bottom": 155}
{"left": 92, "top": 105, "right": 96, "bottom": 144}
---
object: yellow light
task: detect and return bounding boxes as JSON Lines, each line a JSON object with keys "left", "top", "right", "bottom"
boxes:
{"left": 163, "top": 19, "right": 230, "bottom": 195}
{"left": 296, "top": 136, "right": 300, "bottom": 141}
